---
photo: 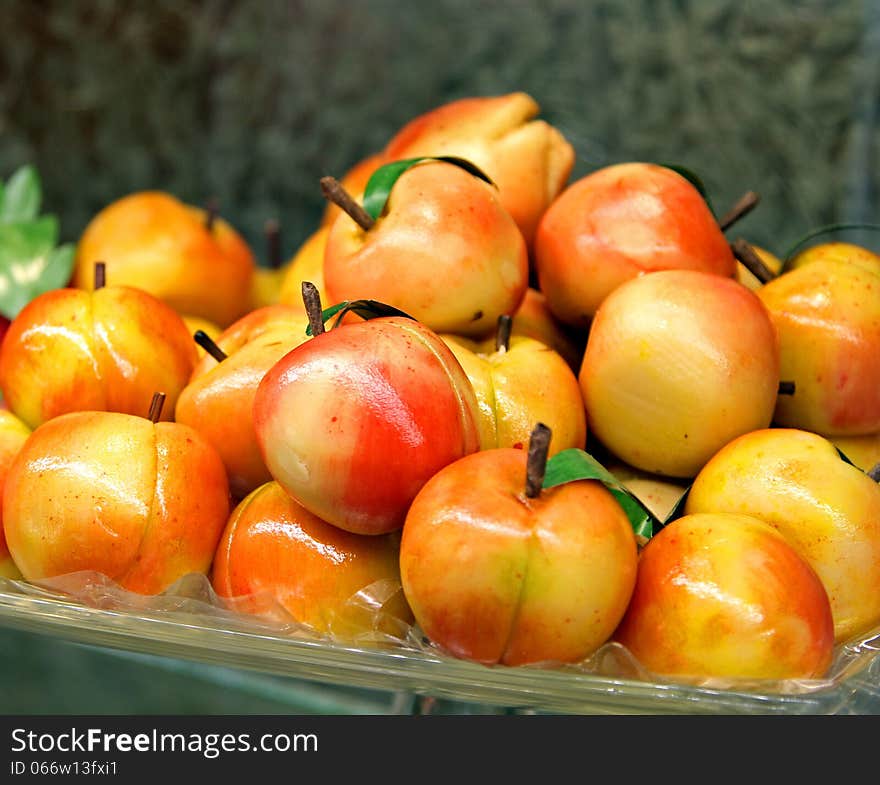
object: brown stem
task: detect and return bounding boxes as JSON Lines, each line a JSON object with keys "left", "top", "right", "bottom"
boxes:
{"left": 495, "top": 314, "right": 513, "bottom": 353}
{"left": 525, "top": 423, "right": 552, "bottom": 499}
{"left": 868, "top": 463, "right": 880, "bottom": 483}
{"left": 147, "top": 392, "right": 166, "bottom": 423}
{"left": 193, "top": 330, "right": 227, "bottom": 363}
{"left": 264, "top": 218, "right": 282, "bottom": 269}
{"left": 718, "top": 191, "right": 760, "bottom": 232}
{"left": 320, "top": 176, "right": 375, "bottom": 231}
{"left": 93, "top": 261, "right": 106, "bottom": 290}
{"left": 302, "top": 281, "right": 325, "bottom": 336}
{"left": 731, "top": 238, "right": 776, "bottom": 284}
{"left": 778, "top": 381, "right": 796, "bottom": 395}
{"left": 204, "top": 198, "right": 219, "bottom": 232}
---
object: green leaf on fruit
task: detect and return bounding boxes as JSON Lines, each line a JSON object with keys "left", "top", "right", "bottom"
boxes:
{"left": 781, "top": 222, "right": 880, "bottom": 268}
{"left": 542, "top": 448, "right": 660, "bottom": 541}
{"left": 305, "top": 299, "right": 416, "bottom": 335}
{"left": 0, "top": 165, "right": 42, "bottom": 223}
{"left": 658, "top": 163, "right": 715, "bottom": 217}
{"left": 362, "top": 156, "right": 495, "bottom": 222}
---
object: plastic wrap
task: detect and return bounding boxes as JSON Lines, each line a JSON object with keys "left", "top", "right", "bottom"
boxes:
{"left": 1, "top": 570, "right": 879, "bottom": 714}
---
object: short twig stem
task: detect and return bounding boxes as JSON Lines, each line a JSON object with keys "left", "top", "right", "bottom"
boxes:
{"left": 148, "top": 392, "right": 166, "bottom": 423}
{"left": 719, "top": 191, "right": 760, "bottom": 231}
{"left": 94, "top": 261, "right": 106, "bottom": 290}
{"left": 525, "top": 423, "right": 552, "bottom": 499}
{"left": 320, "top": 176, "right": 375, "bottom": 232}
{"left": 302, "top": 281, "right": 325, "bottom": 336}
{"left": 193, "top": 330, "right": 228, "bottom": 363}
{"left": 731, "top": 238, "right": 776, "bottom": 284}
{"left": 495, "top": 314, "right": 513, "bottom": 353}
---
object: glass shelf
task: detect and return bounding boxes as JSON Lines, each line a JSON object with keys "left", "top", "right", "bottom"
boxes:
{"left": 1, "top": 574, "right": 878, "bottom": 715}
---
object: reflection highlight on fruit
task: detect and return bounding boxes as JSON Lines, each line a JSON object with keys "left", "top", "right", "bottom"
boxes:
{"left": 400, "top": 424, "right": 638, "bottom": 666}
{"left": 322, "top": 159, "right": 529, "bottom": 337}
{"left": 0, "top": 264, "right": 197, "bottom": 429}
{"left": 213, "top": 481, "right": 412, "bottom": 639}
{"left": 614, "top": 512, "right": 834, "bottom": 681}
{"left": 3, "top": 396, "right": 231, "bottom": 594}
{"left": 685, "top": 427, "right": 880, "bottom": 643}
{"left": 253, "top": 287, "right": 481, "bottom": 535}
{"left": 757, "top": 258, "right": 880, "bottom": 435}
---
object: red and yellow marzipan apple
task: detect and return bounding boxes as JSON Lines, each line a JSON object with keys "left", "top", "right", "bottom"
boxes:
{"left": 253, "top": 315, "right": 481, "bottom": 535}
{"left": 0, "top": 282, "right": 197, "bottom": 430}
{"left": 3, "top": 408, "right": 231, "bottom": 594}
{"left": 400, "top": 444, "right": 638, "bottom": 665}
{"left": 175, "top": 304, "right": 311, "bottom": 500}
{"left": 382, "top": 92, "right": 574, "bottom": 249}
{"left": 0, "top": 410, "right": 32, "bottom": 579}
{"left": 614, "top": 512, "right": 834, "bottom": 681}
{"left": 441, "top": 323, "right": 586, "bottom": 456}
{"left": 212, "top": 481, "right": 412, "bottom": 638}
{"left": 757, "top": 258, "right": 880, "bottom": 436}
{"left": 580, "top": 269, "right": 780, "bottom": 479}
{"left": 323, "top": 160, "right": 529, "bottom": 337}
{"left": 685, "top": 427, "right": 880, "bottom": 642}
{"left": 535, "top": 163, "right": 737, "bottom": 328}
{"left": 74, "top": 191, "right": 256, "bottom": 327}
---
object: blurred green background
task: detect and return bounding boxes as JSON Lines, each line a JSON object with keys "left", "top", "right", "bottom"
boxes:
{"left": 1, "top": 0, "right": 877, "bottom": 261}
{"left": 0, "top": 0, "right": 877, "bottom": 714}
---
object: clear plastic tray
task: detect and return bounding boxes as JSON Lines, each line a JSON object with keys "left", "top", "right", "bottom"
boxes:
{"left": 1, "top": 572, "right": 878, "bottom": 715}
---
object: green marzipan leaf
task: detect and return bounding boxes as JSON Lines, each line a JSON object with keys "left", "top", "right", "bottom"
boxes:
{"left": 361, "top": 156, "right": 495, "bottom": 222}
{"left": 1, "top": 165, "right": 42, "bottom": 223}
{"left": 542, "top": 448, "right": 659, "bottom": 541}
{"left": 305, "top": 299, "right": 416, "bottom": 336}
{"left": 782, "top": 222, "right": 880, "bottom": 267}
{"left": 0, "top": 216, "right": 58, "bottom": 262}
{"left": 0, "top": 219, "right": 75, "bottom": 320}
